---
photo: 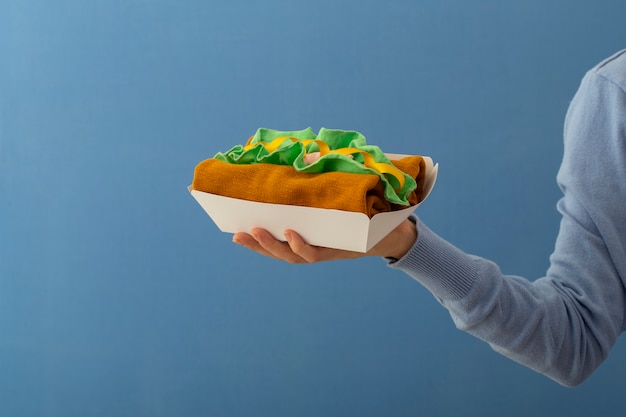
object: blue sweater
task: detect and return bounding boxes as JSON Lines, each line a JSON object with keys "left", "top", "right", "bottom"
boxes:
{"left": 389, "top": 49, "right": 626, "bottom": 387}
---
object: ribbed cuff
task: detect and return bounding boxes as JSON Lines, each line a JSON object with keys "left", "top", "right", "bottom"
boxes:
{"left": 388, "top": 218, "right": 478, "bottom": 300}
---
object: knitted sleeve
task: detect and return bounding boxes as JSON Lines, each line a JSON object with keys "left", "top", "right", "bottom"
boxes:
{"left": 389, "top": 51, "right": 626, "bottom": 387}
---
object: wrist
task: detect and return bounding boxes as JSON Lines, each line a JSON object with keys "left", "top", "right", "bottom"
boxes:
{"left": 371, "top": 218, "right": 418, "bottom": 259}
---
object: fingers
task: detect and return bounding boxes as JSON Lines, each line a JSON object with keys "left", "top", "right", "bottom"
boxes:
{"left": 232, "top": 232, "right": 276, "bottom": 260}
{"left": 233, "top": 229, "right": 309, "bottom": 264}
{"left": 282, "top": 230, "right": 319, "bottom": 262}
{"left": 283, "top": 230, "right": 365, "bottom": 263}
{"left": 233, "top": 228, "right": 367, "bottom": 264}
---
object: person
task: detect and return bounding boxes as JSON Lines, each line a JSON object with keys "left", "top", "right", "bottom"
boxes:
{"left": 232, "top": 49, "right": 626, "bottom": 387}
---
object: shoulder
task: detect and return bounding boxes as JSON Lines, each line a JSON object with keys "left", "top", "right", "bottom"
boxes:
{"left": 588, "top": 49, "right": 626, "bottom": 92}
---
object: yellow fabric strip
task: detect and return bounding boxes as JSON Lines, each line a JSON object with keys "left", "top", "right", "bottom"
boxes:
{"left": 329, "top": 147, "right": 406, "bottom": 189}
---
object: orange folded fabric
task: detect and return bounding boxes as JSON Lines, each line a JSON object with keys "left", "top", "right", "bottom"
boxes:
{"left": 191, "top": 155, "right": 426, "bottom": 218}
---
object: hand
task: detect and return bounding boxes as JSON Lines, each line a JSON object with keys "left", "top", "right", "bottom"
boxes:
{"left": 232, "top": 218, "right": 417, "bottom": 264}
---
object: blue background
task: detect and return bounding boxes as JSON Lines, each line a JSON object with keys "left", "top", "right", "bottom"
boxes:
{"left": 2, "top": 1, "right": 626, "bottom": 416}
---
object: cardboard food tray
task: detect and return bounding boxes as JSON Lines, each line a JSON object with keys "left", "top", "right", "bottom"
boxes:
{"left": 189, "top": 154, "right": 438, "bottom": 252}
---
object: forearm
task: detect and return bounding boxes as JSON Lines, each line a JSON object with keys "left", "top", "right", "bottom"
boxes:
{"left": 389, "top": 217, "right": 623, "bottom": 387}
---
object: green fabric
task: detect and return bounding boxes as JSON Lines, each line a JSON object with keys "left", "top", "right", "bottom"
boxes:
{"left": 214, "top": 127, "right": 417, "bottom": 206}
